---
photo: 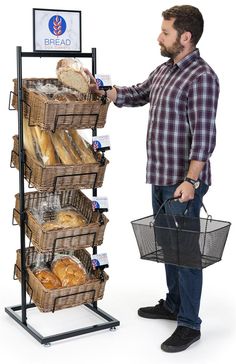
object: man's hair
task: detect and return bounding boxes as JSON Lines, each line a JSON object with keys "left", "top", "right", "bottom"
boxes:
{"left": 162, "top": 5, "right": 204, "bottom": 46}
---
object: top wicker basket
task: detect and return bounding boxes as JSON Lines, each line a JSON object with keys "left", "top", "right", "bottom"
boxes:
{"left": 11, "top": 78, "right": 110, "bottom": 131}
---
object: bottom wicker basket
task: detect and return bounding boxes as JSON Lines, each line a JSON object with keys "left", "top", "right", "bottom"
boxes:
{"left": 15, "top": 247, "right": 109, "bottom": 312}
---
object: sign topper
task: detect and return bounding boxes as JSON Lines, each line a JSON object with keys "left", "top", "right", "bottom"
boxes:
{"left": 33, "top": 8, "right": 82, "bottom": 52}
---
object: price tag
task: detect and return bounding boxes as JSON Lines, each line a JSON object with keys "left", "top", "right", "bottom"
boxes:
{"left": 91, "top": 253, "right": 109, "bottom": 269}
{"left": 92, "top": 197, "right": 109, "bottom": 211}
{"left": 95, "top": 74, "right": 112, "bottom": 88}
{"left": 92, "top": 135, "right": 111, "bottom": 151}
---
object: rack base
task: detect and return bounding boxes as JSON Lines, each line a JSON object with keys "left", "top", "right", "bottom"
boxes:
{"left": 5, "top": 303, "right": 120, "bottom": 345}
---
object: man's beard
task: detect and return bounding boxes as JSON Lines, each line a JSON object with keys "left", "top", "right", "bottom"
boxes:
{"left": 159, "top": 38, "right": 184, "bottom": 59}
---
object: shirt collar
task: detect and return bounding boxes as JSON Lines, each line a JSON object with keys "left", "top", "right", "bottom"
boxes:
{"left": 165, "top": 49, "right": 200, "bottom": 70}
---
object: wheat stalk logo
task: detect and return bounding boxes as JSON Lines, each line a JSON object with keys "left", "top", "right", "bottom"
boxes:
{"left": 53, "top": 16, "right": 63, "bottom": 36}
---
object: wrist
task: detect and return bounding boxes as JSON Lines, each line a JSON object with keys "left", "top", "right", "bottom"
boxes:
{"left": 184, "top": 177, "right": 200, "bottom": 189}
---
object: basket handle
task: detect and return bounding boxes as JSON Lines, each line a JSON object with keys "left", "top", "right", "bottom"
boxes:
{"left": 154, "top": 196, "right": 180, "bottom": 228}
{"left": 154, "top": 195, "right": 211, "bottom": 228}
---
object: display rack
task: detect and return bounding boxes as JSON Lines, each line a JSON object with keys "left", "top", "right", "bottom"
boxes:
{"left": 5, "top": 46, "right": 120, "bottom": 345}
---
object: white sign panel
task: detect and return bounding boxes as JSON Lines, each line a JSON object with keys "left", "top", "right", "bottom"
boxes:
{"left": 33, "top": 8, "right": 82, "bottom": 52}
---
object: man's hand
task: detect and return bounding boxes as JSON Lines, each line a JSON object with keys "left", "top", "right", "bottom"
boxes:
{"left": 174, "top": 181, "right": 195, "bottom": 202}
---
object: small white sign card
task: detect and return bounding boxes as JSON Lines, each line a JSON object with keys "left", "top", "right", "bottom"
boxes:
{"left": 92, "top": 135, "right": 111, "bottom": 151}
{"left": 92, "top": 197, "right": 109, "bottom": 211}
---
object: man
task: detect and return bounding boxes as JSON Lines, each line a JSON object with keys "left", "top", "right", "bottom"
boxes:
{"left": 87, "top": 5, "right": 219, "bottom": 353}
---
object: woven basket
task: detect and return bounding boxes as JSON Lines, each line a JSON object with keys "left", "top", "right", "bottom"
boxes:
{"left": 11, "top": 135, "right": 108, "bottom": 191}
{"left": 15, "top": 247, "right": 109, "bottom": 312}
{"left": 12, "top": 78, "right": 110, "bottom": 131}
{"left": 13, "top": 190, "right": 108, "bottom": 251}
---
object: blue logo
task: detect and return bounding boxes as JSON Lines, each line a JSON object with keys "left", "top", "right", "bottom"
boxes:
{"left": 48, "top": 15, "right": 66, "bottom": 36}
{"left": 92, "top": 201, "right": 100, "bottom": 210}
{"left": 96, "top": 78, "right": 104, "bottom": 87}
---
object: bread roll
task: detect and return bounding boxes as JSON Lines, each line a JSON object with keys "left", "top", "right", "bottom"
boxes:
{"left": 68, "top": 129, "right": 96, "bottom": 163}
{"left": 34, "top": 268, "right": 62, "bottom": 289}
{"left": 52, "top": 256, "right": 87, "bottom": 287}
{"left": 56, "top": 58, "right": 90, "bottom": 94}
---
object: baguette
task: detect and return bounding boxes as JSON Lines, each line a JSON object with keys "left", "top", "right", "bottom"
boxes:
{"left": 23, "top": 117, "right": 37, "bottom": 159}
{"left": 50, "top": 132, "right": 77, "bottom": 165}
{"left": 68, "top": 129, "right": 96, "bottom": 163}
{"left": 30, "top": 126, "right": 57, "bottom": 165}
{"left": 56, "top": 130, "right": 82, "bottom": 164}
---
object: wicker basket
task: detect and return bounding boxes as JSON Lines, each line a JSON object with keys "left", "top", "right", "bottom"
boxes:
{"left": 13, "top": 190, "right": 108, "bottom": 251}
{"left": 11, "top": 78, "right": 110, "bottom": 131}
{"left": 15, "top": 247, "right": 109, "bottom": 312}
{"left": 11, "top": 135, "right": 108, "bottom": 191}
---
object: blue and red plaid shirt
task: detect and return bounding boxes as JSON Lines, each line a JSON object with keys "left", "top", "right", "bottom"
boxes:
{"left": 115, "top": 49, "right": 219, "bottom": 186}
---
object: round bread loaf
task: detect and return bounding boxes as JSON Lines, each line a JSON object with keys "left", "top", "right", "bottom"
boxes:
{"left": 56, "top": 58, "right": 90, "bottom": 94}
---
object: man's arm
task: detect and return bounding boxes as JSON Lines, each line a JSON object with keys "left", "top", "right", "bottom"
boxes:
{"left": 174, "top": 71, "right": 219, "bottom": 202}
{"left": 85, "top": 68, "right": 156, "bottom": 107}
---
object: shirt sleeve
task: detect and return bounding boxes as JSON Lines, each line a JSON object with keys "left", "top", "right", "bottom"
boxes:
{"left": 188, "top": 72, "right": 219, "bottom": 161}
{"left": 114, "top": 69, "right": 156, "bottom": 108}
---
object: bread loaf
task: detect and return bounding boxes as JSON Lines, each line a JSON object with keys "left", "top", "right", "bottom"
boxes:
{"left": 23, "top": 117, "right": 37, "bottom": 159}
{"left": 68, "top": 129, "right": 96, "bottom": 163}
{"left": 50, "top": 132, "right": 77, "bottom": 165}
{"left": 56, "top": 130, "right": 82, "bottom": 164}
{"left": 57, "top": 210, "right": 87, "bottom": 228}
{"left": 42, "top": 210, "right": 87, "bottom": 231}
{"left": 34, "top": 268, "right": 62, "bottom": 289}
{"left": 52, "top": 256, "right": 87, "bottom": 287}
{"left": 52, "top": 92, "right": 79, "bottom": 102}
{"left": 30, "top": 126, "right": 57, "bottom": 165}
{"left": 56, "top": 58, "right": 90, "bottom": 94}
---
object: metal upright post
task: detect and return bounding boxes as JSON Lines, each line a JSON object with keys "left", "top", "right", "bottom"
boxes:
{"left": 17, "top": 46, "right": 27, "bottom": 324}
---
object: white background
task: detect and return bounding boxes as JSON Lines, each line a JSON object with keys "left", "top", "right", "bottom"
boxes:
{"left": 0, "top": 0, "right": 235, "bottom": 363}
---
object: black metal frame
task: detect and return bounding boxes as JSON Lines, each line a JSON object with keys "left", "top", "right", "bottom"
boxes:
{"left": 5, "top": 46, "right": 120, "bottom": 345}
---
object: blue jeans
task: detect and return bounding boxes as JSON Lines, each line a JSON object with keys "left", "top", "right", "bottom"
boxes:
{"left": 152, "top": 182, "right": 209, "bottom": 330}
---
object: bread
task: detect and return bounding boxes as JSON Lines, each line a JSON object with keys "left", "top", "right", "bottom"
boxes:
{"left": 52, "top": 256, "right": 87, "bottom": 287}
{"left": 56, "top": 58, "right": 90, "bottom": 94}
{"left": 42, "top": 210, "right": 87, "bottom": 231}
{"left": 52, "top": 92, "right": 79, "bottom": 102}
{"left": 23, "top": 117, "right": 37, "bottom": 159}
{"left": 30, "top": 126, "right": 57, "bottom": 165}
{"left": 68, "top": 129, "right": 96, "bottom": 163}
{"left": 50, "top": 131, "right": 77, "bottom": 164}
{"left": 56, "top": 130, "right": 82, "bottom": 164}
{"left": 34, "top": 268, "right": 62, "bottom": 289}
{"left": 42, "top": 220, "right": 62, "bottom": 231}
{"left": 57, "top": 210, "right": 87, "bottom": 228}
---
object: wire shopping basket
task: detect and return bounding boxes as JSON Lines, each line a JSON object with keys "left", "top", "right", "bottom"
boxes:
{"left": 131, "top": 197, "right": 231, "bottom": 269}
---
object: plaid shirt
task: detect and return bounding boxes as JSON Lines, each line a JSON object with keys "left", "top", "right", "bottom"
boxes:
{"left": 115, "top": 49, "right": 219, "bottom": 186}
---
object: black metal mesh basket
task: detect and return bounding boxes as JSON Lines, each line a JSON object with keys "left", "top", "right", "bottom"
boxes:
{"left": 131, "top": 198, "right": 231, "bottom": 269}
